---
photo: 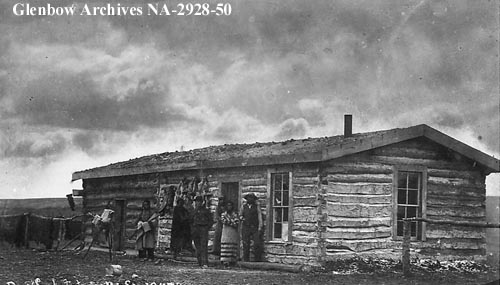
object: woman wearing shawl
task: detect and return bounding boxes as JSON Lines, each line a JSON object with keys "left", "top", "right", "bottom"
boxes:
{"left": 135, "top": 200, "right": 158, "bottom": 261}
{"left": 220, "top": 201, "right": 239, "bottom": 266}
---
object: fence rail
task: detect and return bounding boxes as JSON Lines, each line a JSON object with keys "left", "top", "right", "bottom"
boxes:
{"left": 401, "top": 218, "right": 500, "bottom": 276}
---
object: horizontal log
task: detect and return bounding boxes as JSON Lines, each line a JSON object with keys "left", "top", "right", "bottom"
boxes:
{"left": 325, "top": 194, "right": 391, "bottom": 204}
{"left": 323, "top": 226, "right": 392, "bottom": 240}
{"left": 241, "top": 178, "right": 267, "bottom": 186}
{"left": 292, "top": 169, "right": 320, "bottom": 178}
{"left": 326, "top": 174, "right": 392, "bottom": 183}
{"left": 323, "top": 183, "right": 392, "bottom": 195}
{"left": 294, "top": 197, "right": 318, "bottom": 207}
{"left": 426, "top": 229, "right": 485, "bottom": 239}
{"left": 293, "top": 177, "right": 319, "bottom": 185}
{"left": 428, "top": 176, "right": 483, "bottom": 187}
{"left": 294, "top": 207, "right": 318, "bottom": 222}
{"left": 427, "top": 206, "right": 485, "bottom": 218}
{"left": 266, "top": 244, "right": 320, "bottom": 256}
{"left": 323, "top": 217, "right": 391, "bottom": 228}
{"left": 85, "top": 190, "right": 156, "bottom": 200}
{"left": 264, "top": 255, "right": 319, "bottom": 266}
{"left": 367, "top": 155, "right": 472, "bottom": 171}
{"left": 293, "top": 184, "right": 319, "bottom": 197}
{"left": 293, "top": 222, "right": 317, "bottom": 232}
{"left": 292, "top": 235, "right": 317, "bottom": 244}
{"left": 322, "top": 162, "right": 393, "bottom": 175}
{"left": 406, "top": 217, "right": 497, "bottom": 228}
{"left": 241, "top": 185, "right": 267, "bottom": 193}
{"left": 325, "top": 238, "right": 397, "bottom": 252}
{"left": 426, "top": 215, "right": 485, "bottom": 223}
{"left": 427, "top": 197, "right": 484, "bottom": 208}
{"left": 326, "top": 203, "right": 391, "bottom": 218}
{"left": 428, "top": 168, "right": 482, "bottom": 181}
{"left": 371, "top": 144, "right": 443, "bottom": 159}
{"left": 427, "top": 184, "right": 485, "bottom": 198}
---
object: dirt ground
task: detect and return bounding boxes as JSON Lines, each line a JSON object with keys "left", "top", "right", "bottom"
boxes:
{"left": 0, "top": 248, "right": 498, "bottom": 285}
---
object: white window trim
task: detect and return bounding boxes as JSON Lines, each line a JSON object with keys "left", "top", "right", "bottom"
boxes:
{"left": 392, "top": 165, "right": 427, "bottom": 241}
{"left": 267, "top": 169, "right": 293, "bottom": 243}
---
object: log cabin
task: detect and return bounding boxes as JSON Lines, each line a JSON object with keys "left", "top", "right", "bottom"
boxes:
{"left": 72, "top": 118, "right": 500, "bottom": 266}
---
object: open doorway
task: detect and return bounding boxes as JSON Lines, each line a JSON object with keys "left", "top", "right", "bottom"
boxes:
{"left": 221, "top": 182, "right": 240, "bottom": 211}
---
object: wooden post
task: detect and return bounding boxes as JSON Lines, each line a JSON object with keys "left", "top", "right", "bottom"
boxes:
{"left": 402, "top": 219, "right": 411, "bottom": 276}
{"left": 24, "top": 213, "right": 30, "bottom": 248}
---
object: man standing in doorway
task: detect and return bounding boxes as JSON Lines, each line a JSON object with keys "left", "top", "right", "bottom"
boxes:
{"left": 240, "top": 193, "right": 263, "bottom": 262}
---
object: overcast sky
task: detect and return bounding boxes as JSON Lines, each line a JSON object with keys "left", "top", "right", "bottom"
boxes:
{"left": 0, "top": 0, "right": 498, "bottom": 198}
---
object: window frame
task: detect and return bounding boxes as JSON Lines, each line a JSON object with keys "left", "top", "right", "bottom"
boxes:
{"left": 267, "top": 170, "right": 293, "bottom": 243}
{"left": 392, "top": 165, "right": 427, "bottom": 241}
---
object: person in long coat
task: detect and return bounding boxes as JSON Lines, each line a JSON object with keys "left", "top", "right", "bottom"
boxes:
{"left": 191, "top": 195, "right": 213, "bottom": 268}
{"left": 240, "top": 193, "right": 263, "bottom": 262}
{"left": 135, "top": 200, "right": 158, "bottom": 261}
{"left": 220, "top": 201, "right": 239, "bottom": 266}
{"left": 170, "top": 198, "right": 190, "bottom": 259}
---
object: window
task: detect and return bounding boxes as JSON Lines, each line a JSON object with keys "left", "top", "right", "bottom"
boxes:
{"left": 269, "top": 172, "right": 292, "bottom": 242}
{"left": 394, "top": 167, "right": 427, "bottom": 241}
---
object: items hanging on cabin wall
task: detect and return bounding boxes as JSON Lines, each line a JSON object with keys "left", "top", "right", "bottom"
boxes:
{"left": 170, "top": 176, "right": 213, "bottom": 208}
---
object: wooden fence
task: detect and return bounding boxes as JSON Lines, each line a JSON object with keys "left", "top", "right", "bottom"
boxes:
{"left": 0, "top": 213, "right": 83, "bottom": 250}
{"left": 402, "top": 218, "right": 500, "bottom": 276}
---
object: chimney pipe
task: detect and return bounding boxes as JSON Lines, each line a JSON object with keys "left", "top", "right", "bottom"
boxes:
{"left": 344, "top": 114, "right": 352, "bottom": 137}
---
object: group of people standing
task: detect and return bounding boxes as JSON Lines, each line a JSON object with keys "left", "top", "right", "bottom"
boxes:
{"left": 132, "top": 191, "right": 264, "bottom": 268}
{"left": 212, "top": 193, "right": 263, "bottom": 265}
{"left": 166, "top": 192, "right": 263, "bottom": 268}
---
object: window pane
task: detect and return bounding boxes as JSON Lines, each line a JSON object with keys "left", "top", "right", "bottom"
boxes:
{"left": 407, "top": 190, "right": 418, "bottom": 205}
{"left": 274, "top": 223, "right": 282, "bottom": 239}
{"left": 397, "top": 206, "right": 405, "bottom": 220}
{"left": 274, "top": 191, "right": 282, "bottom": 206}
{"left": 274, "top": 174, "right": 282, "bottom": 190}
{"left": 283, "top": 191, "right": 289, "bottom": 206}
{"left": 398, "top": 189, "right": 407, "bottom": 204}
{"left": 408, "top": 172, "right": 420, "bottom": 189}
{"left": 282, "top": 173, "right": 289, "bottom": 190}
{"left": 275, "top": 208, "right": 282, "bottom": 222}
{"left": 282, "top": 223, "right": 289, "bottom": 241}
{"left": 407, "top": 207, "right": 417, "bottom": 218}
{"left": 398, "top": 172, "right": 408, "bottom": 189}
{"left": 283, "top": 208, "right": 288, "bottom": 222}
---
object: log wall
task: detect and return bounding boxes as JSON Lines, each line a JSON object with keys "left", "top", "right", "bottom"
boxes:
{"left": 321, "top": 137, "right": 487, "bottom": 261}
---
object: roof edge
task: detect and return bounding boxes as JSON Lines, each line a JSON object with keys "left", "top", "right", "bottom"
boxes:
{"left": 72, "top": 124, "right": 500, "bottom": 181}
{"left": 422, "top": 125, "right": 500, "bottom": 173}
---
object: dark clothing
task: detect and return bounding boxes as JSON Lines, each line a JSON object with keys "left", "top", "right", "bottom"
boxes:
{"left": 241, "top": 204, "right": 259, "bottom": 228}
{"left": 242, "top": 225, "right": 263, "bottom": 262}
{"left": 183, "top": 201, "right": 195, "bottom": 252}
{"left": 191, "top": 205, "right": 213, "bottom": 266}
{"left": 171, "top": 205, "right": 190, "bottom": 258}
{"left": 192, "top": 225, "right": 209, "bottom": 266}
{"left": 241, "top": 203, "right": 262, "bottom": 261}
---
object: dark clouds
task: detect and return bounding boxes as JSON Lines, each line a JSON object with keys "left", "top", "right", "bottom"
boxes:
{"left": 5, "top": 73, "right": 186, "bottom": 131}
{"left": 0, "top": 0, "right": 498, "bottom": 197}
